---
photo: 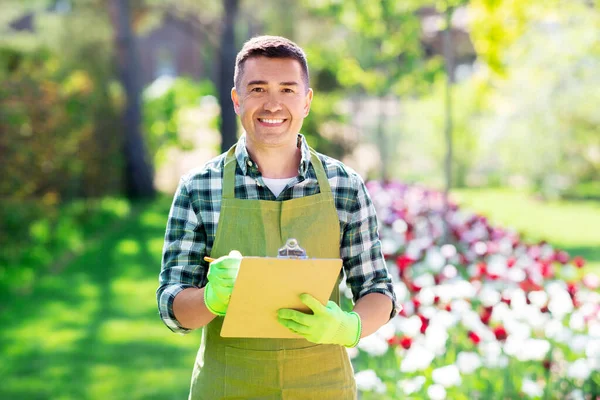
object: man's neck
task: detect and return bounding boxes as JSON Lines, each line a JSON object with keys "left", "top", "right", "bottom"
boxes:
{"left": 245, "top": 138, "right": 301, "bottom": 179}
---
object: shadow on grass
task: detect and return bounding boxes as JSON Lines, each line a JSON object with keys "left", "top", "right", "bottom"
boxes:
{"left": 0, "top": 196, "right": 201, "bottom": 400}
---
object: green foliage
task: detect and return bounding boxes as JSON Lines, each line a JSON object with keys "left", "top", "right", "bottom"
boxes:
{"left": 0, "top": 7, "right": 124, "bottom": 200}
{"left": 0, "top": 196, "right": 132, "bottom": 293}
{"left": 142, "top": 77, "right": 217, "bottom": 166}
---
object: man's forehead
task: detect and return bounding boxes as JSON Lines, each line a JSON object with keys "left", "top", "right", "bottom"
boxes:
{"left": 241, "top": 57, "right": 304, "bottom": 83}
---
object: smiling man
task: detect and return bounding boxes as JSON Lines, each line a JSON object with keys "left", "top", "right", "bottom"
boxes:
{"left": 158, "top": 36, "right": 397, "bottom": 399}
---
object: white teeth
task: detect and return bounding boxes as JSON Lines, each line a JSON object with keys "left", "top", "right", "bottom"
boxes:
{"left": 260, "top": 118, "right": 284, "bottom": 124}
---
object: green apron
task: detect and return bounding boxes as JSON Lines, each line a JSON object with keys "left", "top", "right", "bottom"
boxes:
{"left": 189, "top": 145, "right": 357, "bottom": 399}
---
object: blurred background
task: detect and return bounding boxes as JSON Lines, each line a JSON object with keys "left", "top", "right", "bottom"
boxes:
{"left": 0, "top": 0, "right": 598, "bottom": 399}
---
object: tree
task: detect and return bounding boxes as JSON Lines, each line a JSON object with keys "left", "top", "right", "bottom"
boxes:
{"left": 218, "top": 0, "right": 239, "bottom": 152}
{"left": 110, "top": 0, "right": 155, "bottom": 198}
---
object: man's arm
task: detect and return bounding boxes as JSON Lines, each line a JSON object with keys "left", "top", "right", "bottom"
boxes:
{"left": 342, "top": 173, "right": 398, "bottom": 331}
{"left": 172, "top": 287, "right": 216, "bottom": 330}
{"left": 157, "top": 178, "right": 213, "bottom": 333}
{"left": 353, "top": 292, "right": 393, "bottom": 337}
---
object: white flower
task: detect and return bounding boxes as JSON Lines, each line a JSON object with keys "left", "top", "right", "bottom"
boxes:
{"left": 425, "top": 248, "right": 446, "bottom": 272}
{"left": 507, "top": 267, "right": 526, "bottom": 282}
{"left": 414, "top": 273, "right": 436, "bottom": 288}
{"left": 381, "top": 238, "right": 400, "bottom": 255}
{"left": 427, "top": 383, "right": 447, "bottom": 400}
{"left": 398, "top": 376, "right": 426, "bottom": 395}
{"left": 425, "top": 325, "right": 449, "bottom": 355}
{"left": 456, "top": 351, "right": 482, "bottom": 374}
{"left": 567, "top": 359, "right": 591, "bottom": 381}
{"left": 432, "top": 364, "right": 462, "bottom": 387}
{"left": 479, "top": 286, "right": 501, "bottom": 307}
{"left": 566, "top": 389, "right": 585, "bottom": 400}
{"left": 354, "top": 369, "right": 387, "bottom": 394}
{"left": 357, "top": 334, "right": 388, "bottom": 357}
{"left": 375, "top": 321, "right": 397, "bottom": 341}
{"left": 547, "top": 286, "right": 574, "bottom": 318}
{"left": 440, "top": 244, "right": 457, "bottom": 259}
{"left": 417, "top": 287, "right": 437, "bottom": 307}
{"left": 586, "top": 338, "right": 600, "bottom": 360}
{"left": 441, "top": 264, "right": 458, "bottom": 280}
{"left": 346, "top": 346, "right": 358, "bottom": 359}
{"left": 521, "top": 378, "right": 543, "bottom": 398}
{"left": 569, "top": 312, "right": 586, "bottom": 332}
{"left": 396, "top": 315, "right": 423, "bottom": 337}
{"left": 401, "top": 344, "right": 435, "bottom": 373}
{"left": 569, "top": 334, "right": 589, "bottom": 354}
{"left": 528, "top": 291, "right": 548, "bottom": 308}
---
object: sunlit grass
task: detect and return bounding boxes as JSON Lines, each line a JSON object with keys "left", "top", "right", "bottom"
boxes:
{"left": 0, "top": 195, "right": 201, "bottom": 400}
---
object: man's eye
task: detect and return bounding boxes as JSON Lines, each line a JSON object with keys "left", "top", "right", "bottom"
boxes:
{"left": 282, "top": 88, "right": 294, "bottom": 93}
{"left": 251, "top": 87, "right": 265, "bottom": 93}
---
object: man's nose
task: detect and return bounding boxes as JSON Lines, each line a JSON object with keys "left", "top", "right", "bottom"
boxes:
{"left": 263, "top": 95, "right": 283, "bottom": 112}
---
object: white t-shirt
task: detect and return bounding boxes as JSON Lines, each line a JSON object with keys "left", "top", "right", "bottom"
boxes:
{"left": 262, "top": 177, "right": 294, "bottom": 198}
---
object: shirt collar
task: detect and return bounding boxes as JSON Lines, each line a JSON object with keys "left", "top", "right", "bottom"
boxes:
{"left": 234, "top": 134, "right": 312, "bottom": 178}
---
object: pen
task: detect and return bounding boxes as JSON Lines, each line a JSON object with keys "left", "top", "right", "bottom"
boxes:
{"left": 204, "top": 256, "right": 215, "bottom": 263}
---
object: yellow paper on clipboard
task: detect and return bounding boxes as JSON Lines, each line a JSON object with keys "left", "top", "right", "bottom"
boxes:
{"left": 220, "top": 256, "right": 342, "bottom": 338}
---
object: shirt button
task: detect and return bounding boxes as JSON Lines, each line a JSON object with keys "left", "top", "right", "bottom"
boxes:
{"left": 247, "top": 160, "right": 253, "bottom": 167}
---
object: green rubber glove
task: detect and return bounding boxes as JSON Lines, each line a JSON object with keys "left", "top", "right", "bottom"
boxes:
{"left": 277, "top": 293, "right": 361, "bottom": 347}
{"left": 204, "top": 250, "right": 242, "bottom": 316}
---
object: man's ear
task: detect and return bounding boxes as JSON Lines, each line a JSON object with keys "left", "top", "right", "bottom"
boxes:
{"left": 304, "top": 88, "right": 313, "bottom": 116}
{"left": 231, "top": 87, "right": 240, "bottom": 115}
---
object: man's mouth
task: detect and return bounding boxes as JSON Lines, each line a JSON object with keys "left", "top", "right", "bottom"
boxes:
{"left": 258, "top": 118, "right": 286, "bottom": 126}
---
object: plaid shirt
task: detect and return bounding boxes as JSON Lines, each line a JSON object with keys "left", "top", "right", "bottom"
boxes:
{"left": 158, "top": 134, "right": 397, "bottom": 333}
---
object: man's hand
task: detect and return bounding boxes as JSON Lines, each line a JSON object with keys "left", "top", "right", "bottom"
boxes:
{"left": 277, "top": 293, "right": 361, "bottom": 347}
{"left": 204, "top": 250, "right": 242, "bottom": 316}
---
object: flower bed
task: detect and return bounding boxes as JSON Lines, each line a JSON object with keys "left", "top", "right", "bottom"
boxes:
{"left": 348, "top": 181, "right": 599, "bottom": 399}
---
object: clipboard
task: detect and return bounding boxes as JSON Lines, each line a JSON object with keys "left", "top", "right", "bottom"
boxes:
{"left": 220, "top": 239, "right": 342, "bottom": 338}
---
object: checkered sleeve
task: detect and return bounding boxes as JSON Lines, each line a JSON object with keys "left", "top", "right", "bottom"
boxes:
{"left": 341, "top": 173, "right": 398, "bottom": 319}
{"left": 157, "top": 178, "right": 207, "bottom": 334}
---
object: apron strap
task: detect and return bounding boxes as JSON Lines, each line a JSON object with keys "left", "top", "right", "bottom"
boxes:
{"left": 309, "top": 148, "right": 333, "bottom": 195}
{"left": 222, "top": 143, "right": 333, "bottom": 198}
{"left": 222, "top": 145, "right": 238, "bottom": 199}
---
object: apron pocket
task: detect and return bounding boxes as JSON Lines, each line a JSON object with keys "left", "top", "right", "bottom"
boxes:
{"left": 281, "top": 344, "right": 357, "bottom": 400}
{"left": 224, "top": 346, "right": 282, "bottom": 399}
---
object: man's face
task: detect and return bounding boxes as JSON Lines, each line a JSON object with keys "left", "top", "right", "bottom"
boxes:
{"left": 231, "top": 56, "right": 313, "bottom": 149}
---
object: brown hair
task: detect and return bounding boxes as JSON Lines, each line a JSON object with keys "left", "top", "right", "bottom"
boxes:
{"left": 234, "top": 35, "right": 309, "bottom": 91}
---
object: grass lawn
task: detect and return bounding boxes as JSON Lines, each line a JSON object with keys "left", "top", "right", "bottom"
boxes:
{"left": 451, "top": 188, "right": 600, "bottom": 273}
{"left": 0, "top": 195, "right": 200, "bottom": 400}
{"left": 0, "top": 188, "right": 597, "bottom": 399}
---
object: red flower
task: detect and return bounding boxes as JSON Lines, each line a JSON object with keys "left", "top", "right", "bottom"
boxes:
{"left": 501, "top": 295, "right": 512, "bottom": 306}
{"left": 567, "top": 282, "right": 578, "bottom": 298}
{"left": 573, "top": 256, "right": 586, "bottom": 269}
{"left": 543, "top": 359, "right": 552, "bottom": 370}
{"left": 419, "top": 314, "right": 429, "bottom": 334}
{"left": 477, "top": 262, "right": 487, "bottom": 277}
{"left": 444, "top": 303, "right": 452, "bottom": 312}
{"left": 400, "top": 336, "right": 413, "bottom": 350}
{"left": 468, "top": 331, "right": 481, "bottom": 345}
{"left": 493, "top": 325, "right": 508, "bottom": 341}
{"left": 481, "top": 306, "right": 493, "bottom": 325}
{"left": 519, "top": 278, "right": 543, "bottom": 292}
{"left": 396, "top": 254, "right": 415, "bottom": 275}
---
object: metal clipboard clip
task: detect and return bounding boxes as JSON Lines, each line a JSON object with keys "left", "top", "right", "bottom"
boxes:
{"left": 277, "top": 238, "right": 308, "bottom": 259}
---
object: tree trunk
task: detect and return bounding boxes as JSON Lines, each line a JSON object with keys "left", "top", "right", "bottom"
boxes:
{"left": 219, "top": 0, "right": 240, "bottom": 152}
{"left": 112, "top": 0, "right": 155, "bottom": 198}
{"left": 443, "top": 6, "right": 455, "bottom": 241}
